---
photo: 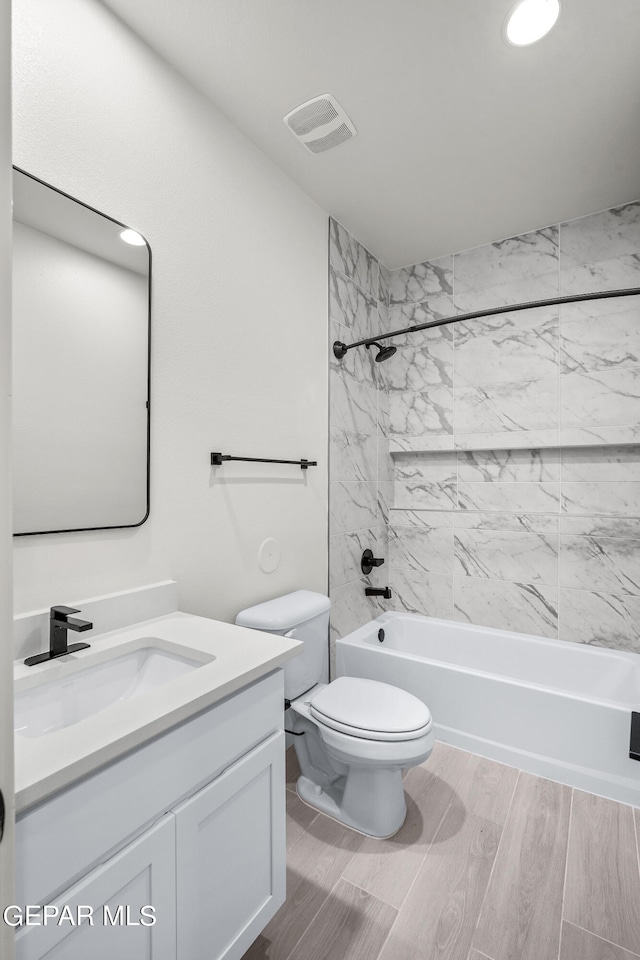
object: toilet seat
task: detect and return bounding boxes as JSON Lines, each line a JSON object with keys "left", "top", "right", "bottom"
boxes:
{"left": 317, "top": 716, "right": 434, "bottom": 766}
{"left": 309, "top": 676, "right": 432, "bottom": 742}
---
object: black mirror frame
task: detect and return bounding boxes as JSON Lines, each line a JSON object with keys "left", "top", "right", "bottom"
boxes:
{"left": 12, "top": 166, "right": 151, "bottom": 537}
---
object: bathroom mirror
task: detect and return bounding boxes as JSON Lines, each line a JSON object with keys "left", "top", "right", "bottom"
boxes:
{"left": 12, "top": 168, "right": 151, "bottom": 535}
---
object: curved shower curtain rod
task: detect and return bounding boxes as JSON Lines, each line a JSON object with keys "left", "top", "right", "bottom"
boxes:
{"left": 332, "top": 287, "right": 640, "bottom": 360}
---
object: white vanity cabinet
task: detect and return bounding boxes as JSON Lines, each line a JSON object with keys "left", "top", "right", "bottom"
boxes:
{"left": 175, "top": 732, "right": 284, "bottom": 959}
{"left": 15, "top": 670, "right": 286, "bottom": 960}
{"left": 15, "top": 815, "right": 177, "bottom": 960}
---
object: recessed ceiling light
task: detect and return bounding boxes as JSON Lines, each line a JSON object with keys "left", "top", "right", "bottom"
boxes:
{"left": 119, "top": 228, "right": 146, "bottom": 246}
{"left": 504, "top": 0, "right": 560, "bottom": 46}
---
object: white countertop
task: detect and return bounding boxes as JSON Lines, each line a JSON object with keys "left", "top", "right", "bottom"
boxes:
{"left": 14, "top": 610, "right": 301, "bottom": 812}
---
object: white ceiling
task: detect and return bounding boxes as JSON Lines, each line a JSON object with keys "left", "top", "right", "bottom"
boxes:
{"left": 102, "top": 0, "right": 640, "bottom": 268}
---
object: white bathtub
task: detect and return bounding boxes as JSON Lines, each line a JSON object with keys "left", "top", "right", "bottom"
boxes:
{"left": 336, "top": 612, "right": 640, "bottom": 807}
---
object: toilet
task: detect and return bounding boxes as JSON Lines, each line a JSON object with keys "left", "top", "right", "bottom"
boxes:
{"left": 236, "top": 590, "right": 433, "bottom": 838}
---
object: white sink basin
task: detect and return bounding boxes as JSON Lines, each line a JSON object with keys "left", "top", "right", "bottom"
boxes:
{"left": 15, "top": 641, "right": 211, "bottom": 739}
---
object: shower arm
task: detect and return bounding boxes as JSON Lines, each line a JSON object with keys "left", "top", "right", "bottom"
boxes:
{"left": 332, "top": 286, "right": 640, "bottom": 359}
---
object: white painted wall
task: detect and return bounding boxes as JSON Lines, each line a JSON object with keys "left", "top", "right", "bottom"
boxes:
{"left": 12, "top": 0, "right": 328, "bottom": 619}
{"left": 0, "top": 0, "right": 15, "bottom": 946}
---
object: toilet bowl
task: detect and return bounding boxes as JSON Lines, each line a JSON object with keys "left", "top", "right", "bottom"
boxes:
{"left": 290, "top": 677, "right": 433, "bottom": 837}
{"left": 236, "top": 591, "right": 434, "bottom": 838}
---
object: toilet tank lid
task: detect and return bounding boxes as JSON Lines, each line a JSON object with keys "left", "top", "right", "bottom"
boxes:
{"left": 235, "top": 590, "right": 330, "bottom": 631}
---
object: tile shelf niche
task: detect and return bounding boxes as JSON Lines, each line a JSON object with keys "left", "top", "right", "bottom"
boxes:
{"left": 389, "top": 426, "right": 640, "bottom": 455}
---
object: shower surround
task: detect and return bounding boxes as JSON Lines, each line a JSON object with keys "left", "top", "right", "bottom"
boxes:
{"left": 328, "top": 219, "right": 392, "bottom": 658}
{"left": 328, "top": 203, "right": 640, "bottom": 660}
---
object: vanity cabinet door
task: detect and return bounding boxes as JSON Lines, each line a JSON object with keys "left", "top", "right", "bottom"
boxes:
{"left": 174, "top": 731, "right": 286, "bottom": 960}
{"left": 15, "top": 814, "right": 176, "bottom": 960}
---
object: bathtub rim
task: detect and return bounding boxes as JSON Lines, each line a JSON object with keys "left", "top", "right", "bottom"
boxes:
{"left": 336, "top": 611, "right": 640, "bottom": 712}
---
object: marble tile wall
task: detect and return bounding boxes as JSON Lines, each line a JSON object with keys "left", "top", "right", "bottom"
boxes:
{"left": 379, "top": 201, "right": 640, "bottom": 653}
{"left": 328, "top": 219, "right": 391, "bottom": 668}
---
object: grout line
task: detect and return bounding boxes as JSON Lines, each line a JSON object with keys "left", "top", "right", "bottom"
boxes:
{"left": 337, "top": 876, "right": 400, "bottom": 913}
{"left": 562, "top": 920, "right": 640, "bottom": 960}
{"left": 445, "top": 570, "right": 558, "bottom": 589}
{"left": 499, "top": 762, "right": 520, "bottom": 820}
{"left": 284, "top": 811, "right": 321, "bottom": 855}
{"left": 286, "top": 816, "right": 370, "bottom": 960}
{"left": 453, "top": 252, "right": 459, "bottom": 620}
{"left": 557, "top": 264, "right": 563, "bottom": 642}
{"left": 329, "top": 258, "right": 378, "bottom": 304}
{"left": 469, "top": 769, "right": 521, "bottom": 954}
{"left": 330, "top": 575, "right": 375, "bottom": 592}
{"left": 282, "top": 880, "right": 337, "bottom": 960}
{"left": 283, "top": 813, "right": 372, "bottom": 960}
{"left": 372, "top": 916, "right": 399, "bottom": 960}
{"left": 385, "top": 825, "right": 437, "bottom": 915}
{"left": 354, "top": 825, "right": 423, "bottom": 960}
{"left": 329, "top": 524, "right": 380, "bottom": 540}
{"left": 327, "top": 221, "right": 333, "bottom": 632}
{"left": 331, "top": 367, "right": 378, "bottom": 401}
{"left": 557, "top": 787, "right": 574, "bottom": 959}
{"left": 388, "top": 748, "right": 474, "bottom": 915}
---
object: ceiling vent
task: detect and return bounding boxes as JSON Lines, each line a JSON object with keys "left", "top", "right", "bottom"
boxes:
{"left": 283, "top": 94, "right": 357, "bottom": 154}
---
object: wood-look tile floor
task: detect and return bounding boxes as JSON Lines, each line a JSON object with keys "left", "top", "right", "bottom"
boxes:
{"left": 243, "top": 741, "right": 640, "bottom": 960}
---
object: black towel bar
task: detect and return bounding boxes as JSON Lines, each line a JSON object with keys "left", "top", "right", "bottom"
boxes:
{"left": 210, "top": 453, "right": 317, "bottom": 470}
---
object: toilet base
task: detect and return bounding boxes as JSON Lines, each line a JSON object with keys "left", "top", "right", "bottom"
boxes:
{"left": 296, "top": 767, "right": 407, "bottom": 839}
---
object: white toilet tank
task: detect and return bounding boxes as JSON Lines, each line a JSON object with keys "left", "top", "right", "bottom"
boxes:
{"left": 235, "top": 590, "right": 331, "bottom": 700}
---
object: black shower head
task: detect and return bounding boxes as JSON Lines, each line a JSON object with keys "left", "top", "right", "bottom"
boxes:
{"left": 375, "top": 344, "right": 397, "bottom": 362}
{"left": 366, "top": 341, "right": 397, "bottom": 362}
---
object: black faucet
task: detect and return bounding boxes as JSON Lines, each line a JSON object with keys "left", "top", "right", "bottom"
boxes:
{"left": 365, "top": 587, "right": 392, "bottom": 599}
{"left": 24, "top": 606, "right": 93, "bottom": 666}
